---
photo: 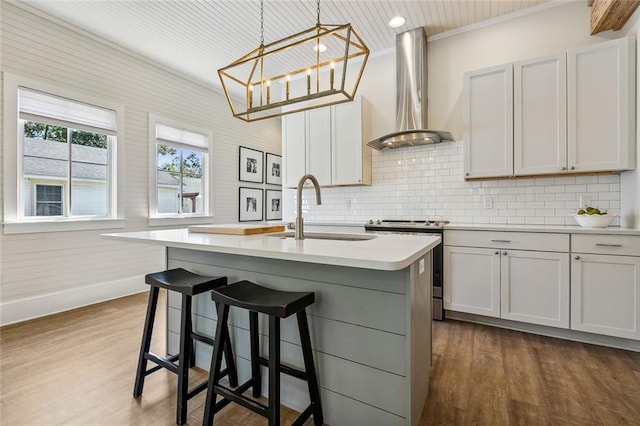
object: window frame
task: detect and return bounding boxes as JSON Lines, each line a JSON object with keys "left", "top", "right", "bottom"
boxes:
{"left": 148, "top": 114, "right": 214, "bottom": 226}
{"left": 3, "top": 73, "right": 125, "bottom": 234}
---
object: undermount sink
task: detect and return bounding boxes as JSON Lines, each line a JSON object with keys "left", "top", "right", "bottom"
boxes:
{"left": 268, "top": 232, "right": 376, "bottom": 242}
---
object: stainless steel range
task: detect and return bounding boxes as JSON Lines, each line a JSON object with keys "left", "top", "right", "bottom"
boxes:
{"left": 365, "top": 219, "right": 448, "bottom": 320}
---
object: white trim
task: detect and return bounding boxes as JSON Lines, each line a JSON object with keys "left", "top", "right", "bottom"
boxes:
{"left": 148, "top": 215, "right": 215, "bottom": 227}
{"left": 148, "top": 113, "right": 214, "bottom": 219}
{"left": 3, "top": 72, "right": 126, "bottom": 228}
{"left": 0, "top": 275, "right": 147, "bottom": 326}
{"left": 427, "top": 1, "right": 571, "bottom": 42}
{"left": 3, "top": 218, "right": 126, "bottom": 234}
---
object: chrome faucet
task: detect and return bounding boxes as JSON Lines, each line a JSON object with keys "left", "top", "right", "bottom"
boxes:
{"left": 295, "top": 174, "right": 322, "bottom": 240}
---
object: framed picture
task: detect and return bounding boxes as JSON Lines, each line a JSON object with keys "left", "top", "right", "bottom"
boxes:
{"left": 265, "top": 153, "right": 282, "bottom": 185}
{"left": 265, "top": 189, "right": 282, "bottom": 221}
{"left": 239, "top": 187, "right": 264, "bottom": 222}
{"left": 239, "top": 146, "right": 263, "bottom": 183}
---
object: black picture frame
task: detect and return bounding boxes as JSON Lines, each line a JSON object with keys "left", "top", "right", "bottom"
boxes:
{"left": 265, "top": 189, "right": 282, "bottom": 221}
{"left": 239, "top": 146, "right": 263, "bottom": 183}
{"left": 265, "top": 153, "right": 282, "bottom": 185}
{"left": 239, "top": 187, "right": 264, "bottom": 222}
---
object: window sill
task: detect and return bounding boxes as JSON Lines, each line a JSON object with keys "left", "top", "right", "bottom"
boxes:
{"left": 148, "top": 215, "right": 214, "bottom": 227}
{"left": 3, "top": 218, "right": 126, "bottom": 234}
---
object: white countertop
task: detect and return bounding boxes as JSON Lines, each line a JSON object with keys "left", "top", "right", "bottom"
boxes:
{"left": 101, "top": 228, "right": 441, "bottom": 271}
{"left": 442, "top": 223, "right": 640, "bottom": 235}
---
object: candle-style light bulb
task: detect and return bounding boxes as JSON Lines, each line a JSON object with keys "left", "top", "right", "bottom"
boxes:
{"left": 286, "top": 75, "right": 291, "bottom": 100}
{"left": 330, "top": 61, "right": 335, "bottom": 90}
{"left": 248, "top": 84, "right": 253, "bottom": 109}
{"left": 306, "top": 69, "right": 311, "bottom": 95}
{"left": 266, "top": 79, "right": 271, "bottom": 104}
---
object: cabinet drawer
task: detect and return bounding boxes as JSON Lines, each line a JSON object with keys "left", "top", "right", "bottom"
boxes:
{"left": 572, "top": 234, "right": 640, "bottom": 256}
{"left": 444, "top": 230, "right": 569, "bottom": 252}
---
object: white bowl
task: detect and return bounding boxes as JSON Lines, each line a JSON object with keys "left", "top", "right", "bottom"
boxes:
{"left": 572, "top": 214, "right": 615, "bottom": 228}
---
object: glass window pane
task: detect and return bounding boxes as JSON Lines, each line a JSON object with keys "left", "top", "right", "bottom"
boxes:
{"left": 23, "top": 121, "right": 68, "bottom": 217}
{"left": 157, "top": 171, "right": 181, "bottom": 214}
{"left": 182, "top": 149, "right": 203, "bottom": 177}
{"left": 70, "top": 130, "right": 109, "bottom": 217}
{"left": 157, "top": 144, "right": 180, "bottom": 173}
{"left": 182, "top": 174, "right": 203, "bottom": 214}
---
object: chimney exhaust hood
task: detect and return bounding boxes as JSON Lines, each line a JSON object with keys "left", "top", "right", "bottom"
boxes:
{"left": 367, "top": 28, "right": 454, "bottom": 150}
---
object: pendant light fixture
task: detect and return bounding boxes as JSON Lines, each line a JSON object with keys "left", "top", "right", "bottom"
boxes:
{"left": 218, "top": 0, "right": 369, "bottom": 122}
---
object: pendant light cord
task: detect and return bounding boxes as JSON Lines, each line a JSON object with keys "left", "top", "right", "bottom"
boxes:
{"left": 316, "top": 0, "right": 321, "bottom": 26}
{"left": 260, "top": 0, "right": 264, "bottom": 46}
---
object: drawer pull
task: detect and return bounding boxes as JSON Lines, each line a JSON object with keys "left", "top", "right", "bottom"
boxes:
{"left": 502, "top": 251, "right": 508, "bottom": 255}
{"left": 595, "top": 243, "right": 622, "bottom": 248}
{"left": 575, "top": 255, "right": 580, "bottom": 260}
{"left": 494, "top": 251, "right": 499, "bottom": 255}
{"left": 491, "top": 239, "right": 511, "bottom": 243}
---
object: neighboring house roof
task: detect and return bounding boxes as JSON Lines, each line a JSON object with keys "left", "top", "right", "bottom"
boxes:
{"left": 23, "top": 138, "right": 107, "bottom": 181}
{"left": 24, "top": 138, "right": 201, "bottom": 192}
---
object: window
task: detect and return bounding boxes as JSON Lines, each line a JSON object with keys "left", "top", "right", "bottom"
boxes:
{"left": 35, "top": 184, "right": 63, "bottom": 216}
{"left": 3, "top": 73, "right": 125, "bottom": 233}
{"left": 149, "top": 115, "right": 212, "bottom": 221}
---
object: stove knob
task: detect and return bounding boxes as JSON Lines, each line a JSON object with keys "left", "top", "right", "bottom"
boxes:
{"left": 434, "top": 221, "right": 440, "bottom": 226}
{"left": 368, "top": 219, "right": 374, "bottom": 224}
{"left": 376, "top": 220, "right": 382, "bottom": 225}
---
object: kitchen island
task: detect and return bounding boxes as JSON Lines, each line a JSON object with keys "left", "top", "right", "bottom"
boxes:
{"left": 102, "top": 228, "right": 440, "bottom": 425}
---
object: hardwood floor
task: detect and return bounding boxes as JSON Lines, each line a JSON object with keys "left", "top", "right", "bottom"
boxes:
{"left": 1, "top": 292, "right": 639, "bottom": 425}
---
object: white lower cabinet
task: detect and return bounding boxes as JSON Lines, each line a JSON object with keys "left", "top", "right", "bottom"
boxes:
{"left": 501, "top": 250, "right": 569, "bottom": 328}
{"left": 444, "top": 230, "right": 570, "bottom": 328}
{"left": 444, "top": 246, "right": 501, "bottom": 317}
{"left": 571, "top": 253, "right": 640, "bottom": 341}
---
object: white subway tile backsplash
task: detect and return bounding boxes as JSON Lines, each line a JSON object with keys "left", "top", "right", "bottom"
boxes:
{"left": 285, "top": 140, "right": 621, "bottom": 225}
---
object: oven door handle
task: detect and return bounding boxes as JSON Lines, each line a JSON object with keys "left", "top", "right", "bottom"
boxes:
{"left": 490, "top": 239, "right": 511, "bottom": 243}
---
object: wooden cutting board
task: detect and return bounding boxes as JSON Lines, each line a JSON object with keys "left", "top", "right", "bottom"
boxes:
{"left": 188, "top": 223, "right": 285, "bottom": 235}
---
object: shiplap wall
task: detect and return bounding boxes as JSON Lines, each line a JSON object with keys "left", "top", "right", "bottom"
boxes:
{"left": 0, "top": 3, "right": 280, "bottom": 325}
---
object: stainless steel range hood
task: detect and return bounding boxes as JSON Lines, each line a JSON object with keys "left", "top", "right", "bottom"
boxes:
{"left": 367, "top": 28, "right": 454, "bottom": 150}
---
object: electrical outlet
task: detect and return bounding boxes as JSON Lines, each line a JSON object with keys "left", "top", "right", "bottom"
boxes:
{"left": 483, "top": 196, "right": 493, "bottom": 209}
{"left": 579, "top": 196, "right": 591, "bottom": 208}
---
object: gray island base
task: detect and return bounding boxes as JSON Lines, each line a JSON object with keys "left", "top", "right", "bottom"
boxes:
{"left": 101, "top": 229, "right": 438, "bottom": 425}
{"left": 168, "top": 249, "right": 432, "bottom": 425}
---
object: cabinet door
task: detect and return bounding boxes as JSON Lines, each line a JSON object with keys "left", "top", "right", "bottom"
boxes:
{"left": 306, "top": 108, "right": 332, "bottom": 186}
{"left": 332, "top": 98, "right": 364, "bottom": 185}
{"left": 463, "top": 63, "right": 513, "bottom": 179}
{"left": 567, "top": 37, "right": 635, "bottom": 172}
{"left": 514, "top": 54, "right": 567, "bottom": 176}
{"left": 282, "top": 112, "right": 306, "bottom": 188}
{"left": 444, "top": 246, "right": 501, "bottom": 317}
{"left": 571, "top": 254, "right": 640, "bottom": 340}
{"left": 501, "top": 250, "right": 569, "bottom": 328}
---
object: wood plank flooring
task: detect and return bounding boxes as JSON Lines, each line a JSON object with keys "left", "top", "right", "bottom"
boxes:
{"left": 1, "top": 291, "right": 639, "bottom": 425}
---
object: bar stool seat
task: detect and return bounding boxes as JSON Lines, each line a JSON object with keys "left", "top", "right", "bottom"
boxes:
{"left": 203, "top": 280, "right": 323, "bottom": 426}
{"left": 133, "top": 268, "right": 238, "bottom": 425}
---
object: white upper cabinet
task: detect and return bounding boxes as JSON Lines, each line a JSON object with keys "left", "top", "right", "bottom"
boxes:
{"left": 514, "top": 54, "right": 567, "bottom": 176}
{"left": 282, "top": 97, "right": 371, "bottom": 188}
{"left": 463, "top": 64, "right": 514, "bottom": 179}
{"left": 306, "top": 107, "right": 332, "bottom": 186}
{"left": 283, "top": 112, "right": 306, "bottom": 188}
{"left": 464, "top": 37, "right": 635, "bottom": 179}
{"left": 567, "top": 37, "right": 636, "bottom": 172}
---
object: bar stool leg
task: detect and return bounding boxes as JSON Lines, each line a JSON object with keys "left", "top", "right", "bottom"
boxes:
{"left": 133, "top": 286, "right": 159, "bottom": 397}
{"left": 218, "top": 302, "right": 238, "bottom": 388}
{"left": 177, "top": 294, "right": 193, "bottom": 425}
{"left": 267, "top": 316, "right": 281, "bottom": 426}
{"left": 297, "top": 310, "right": 323, "bottom": 425}
{"left": 203, "top": 303, "right": 230, "bottom": 426}
{"left": 249, "top": 311, "right": 261, "bottom": 397}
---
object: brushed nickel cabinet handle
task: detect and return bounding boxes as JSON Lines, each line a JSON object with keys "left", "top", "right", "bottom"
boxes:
{"left": 502, "top": 251, "right": 507, "bottom": 255}
{"left": 561, "top": 166, "right": 566, "bottom": 171}
{"left": 494, "top": 251, "right": 499, "bottom": 255}
{"left": 570, "top": 166, "right": 576, "bottom": 170}
{"left": 575, "top": 255, "right": 580, "bottom": 260}
{"left": 491, "top": 239, "right": 511, "bottom": 243}
{"left": 595, "top": 243, "right": 622, "bottom": 247}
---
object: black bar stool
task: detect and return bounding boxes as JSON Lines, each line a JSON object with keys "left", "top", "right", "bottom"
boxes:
{"left": 133, "top": 268, "right": 239, "bottom": 425}
{"left": 203, "top": 280, "right": 323, "bottom": 426}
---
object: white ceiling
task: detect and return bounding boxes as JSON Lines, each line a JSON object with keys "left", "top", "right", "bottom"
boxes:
{"left": 19, "top": 0, "right": 560, "bottom": 88}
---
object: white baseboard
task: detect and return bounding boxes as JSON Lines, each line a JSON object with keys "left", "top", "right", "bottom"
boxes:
{"left": 0, "top": 275, "right": 147, "bottom": 326}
